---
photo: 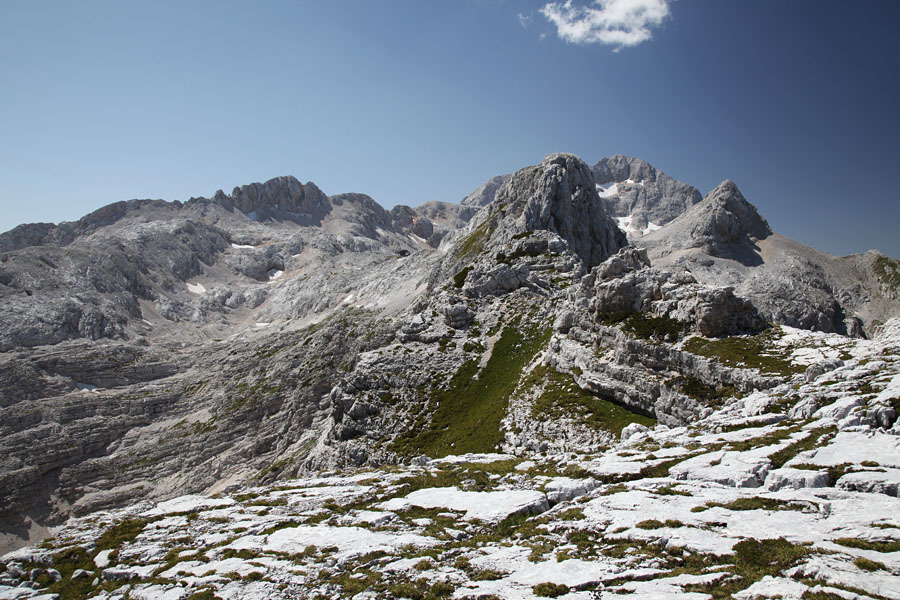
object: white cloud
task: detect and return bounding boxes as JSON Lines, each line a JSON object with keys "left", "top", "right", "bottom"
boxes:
{"left": 540, "top": 0, "right": 670, "bottom": 50}
{"left": 518, "top": 12, "right": 533, "bottom": 28}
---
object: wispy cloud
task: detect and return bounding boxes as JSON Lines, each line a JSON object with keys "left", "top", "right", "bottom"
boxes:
{"left": 540, "top": 0, "right": 670, "bottom": 50}
{"left": 518, "top": 12, "right": 533, "bottom": 29}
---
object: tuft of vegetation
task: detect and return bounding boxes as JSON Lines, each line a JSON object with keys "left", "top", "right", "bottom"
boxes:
{"left": 683, "top": 329, "right": 805, "bottom": 377}
{"left": 453, "top": 216, "right": 497, "bottom": 262}
{"left": 767, "top": 426, "right": 836, "bottom": 469}
{"left": 705, "top": 497, "right": 808, "bottom": 512}
{"left": 527, "top": 364, "right": 655, "bottom": 435}
{"left": 636, "top": 519, "right": 683, "bottom": 529}
{"left": 30, "top": 546, "right": 101, "bottom": 600}
{"left": 854, "top": 557, "right": 888, "bottom": 572}
{"left": 873, "top": 255, "right": 900, "bottom": 290}
{"left": 599, "top": 311, "right": 686, "bottom": 343}
{"left": 533, "top": 582, "right": 570, "bottom": 597}
{"left": 732, "top": 538, "right": 809, "bottom": 587}
{"left": 96, "top": 517, "right": 148, "bottom": 551}
{"left": 392, "top": 323, "right": 551, "bottom": 457}
{"left": 834, "top": 538, "right": 900, "bottom": 553}
{"left": 463, "top": 339, "right": 485, "bottom": 354}
{"left": 185, "top": 591, "right": 220, "bottom": 600}
{"left": 655, "top": 485, "right": 692, "bottom": 497}
{"left": 667, "top": 375, "right": 736, "bottom": 407}
{"left": 685, "top": 538, "right": 810, "bottom": 598}
{"left": 453, "top": 266, "right": 474, "bottom": 288}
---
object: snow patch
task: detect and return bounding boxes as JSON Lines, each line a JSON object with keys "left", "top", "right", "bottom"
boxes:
{"left": 596, "top": 182, "right": 619, "bottom": 198}
{"left": 642, "top": 222, "right": 662, "bottom": 235}
{"left": 231, "top": 243, "right": 255, "bottom": 249}
{"left": 267, "top": 269, "right": 284, "bottom": 281}
{"left": 186, "top": 282, "right": 206, "bottom": 294}
{"left": 76, "top": 383, "right": 99, "bottom": 392}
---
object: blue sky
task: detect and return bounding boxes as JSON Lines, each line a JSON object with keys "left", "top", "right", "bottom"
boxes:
{"left": 1, "top": 0, "right": 898, "bottom": 258}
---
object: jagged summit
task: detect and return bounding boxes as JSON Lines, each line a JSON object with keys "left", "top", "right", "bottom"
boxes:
{"left": 205, "top": 175, "right": 329, "bottom": 222}
{"left": 701, "top": 179, "right": 772, "bottom": 241}
{"left": 460, "top": 174, "right": 511, "bottom": 210}
{"left": 590, "top": 154, "right": 702, "bottom": 238}
{"left": 485, "top": 153, "right": 627, "bottom": 270}
{"left": 592, "top": 153, "right": 663, "bottom": 184}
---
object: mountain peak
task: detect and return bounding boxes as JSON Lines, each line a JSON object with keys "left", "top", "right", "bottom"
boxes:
{"left": 703, "top": 179, "right": 772, "bottom": 242}
{"left": 486, "top": 152, "right": 626, "bottom": 269}
{"left": 208, "top": 175, "right": 330, "bottom": 218}
{"left": 590, "top": 156, "right": 702, "bottom": 238}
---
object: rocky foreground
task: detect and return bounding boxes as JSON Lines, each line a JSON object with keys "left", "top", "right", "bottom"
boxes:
{"left": 2, "top": 320, "right": 898, "bottom": 600}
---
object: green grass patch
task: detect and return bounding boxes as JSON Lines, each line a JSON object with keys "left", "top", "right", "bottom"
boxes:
{"left": 453, "top": 266, "right": 474, "bottom": 288}
{"left": 854, "top": 557, "right": 888, "bottom": 572}
{"left": 31, "top": 546, "right": 101, "bottom": 600}
{"left": 655, "top": 485, "right": 692, "bottom": 497}
{"left": 706, "top": 497, "right": 808, "bottom": 512}
{"left": 392, "top": 323, "right": 551, "bottom": 457}
{"left": 453, "top": 216, "right": 496, "bottom": 263}
{"left": 96, "top": 517, "right": 148, "bottom": 551}
{"left": 599, "top": 311, "right": 685, "bottom": 343}
{"left": 533, "top": 582, "right": 570, "bottom": 597}
{"left": 667, "top": 375, "right": 736, "bottom": 407}
{"left": 683, "top": 329, "right": 805, "bottom": 377}
{"left": 767, "top": 426, "right": 836, "bottom": 469}
{"left": 684, "top": 538, "right": 809, "bottom": 599}
{"left": 834, "top": 538, "right": 900, "bottom": 553}
{"left": 636, "top": 519, "right": 683, "bottom": 529}
{"left": 873, "top": 255, "right": 900, "bottom": 290}
{"left": 528, "top": 364, "right": 655, "bottom": 435}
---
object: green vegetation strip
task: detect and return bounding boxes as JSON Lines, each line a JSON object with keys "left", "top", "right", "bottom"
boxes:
{"left": 393, "top": 324, "right": 551, "bottom": 457}
{"left": 666, "top": 375, "right": 736, "bottom": 408}
{"left": 598, "top": 311, "right": 685, "bottom": 343}
{"left": 683, "top": 329, "right": 805, "bottom": 377}
{"left": 873, "top": 255, "right": 900, "bottom": 290}
{"left": 527, "top": 365, "right": 655, "bottom": 435}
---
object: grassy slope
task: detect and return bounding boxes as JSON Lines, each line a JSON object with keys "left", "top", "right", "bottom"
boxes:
{"left": 396, "top": 323, "right": 551, "bottom": 457}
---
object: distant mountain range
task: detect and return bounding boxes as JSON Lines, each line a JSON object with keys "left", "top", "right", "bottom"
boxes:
{"left": 1, "top": 152, "right": 898, "bottom": 600}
